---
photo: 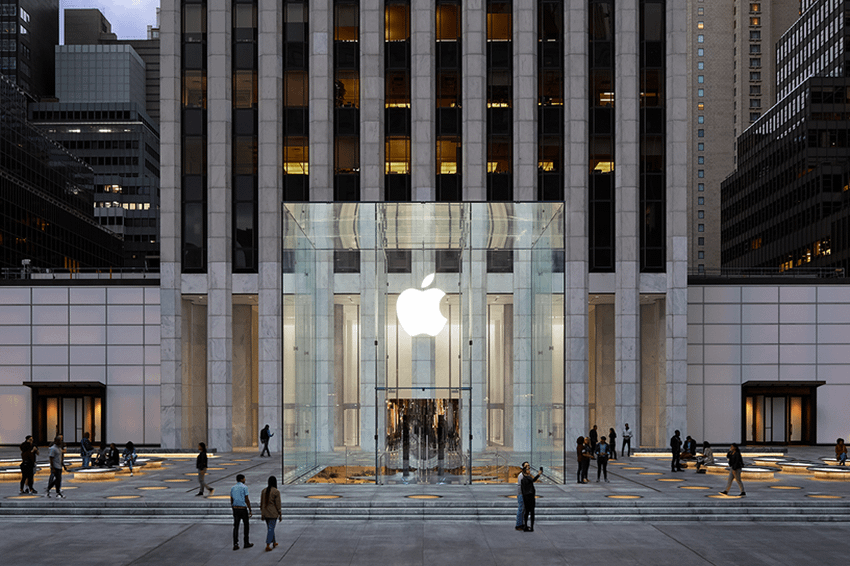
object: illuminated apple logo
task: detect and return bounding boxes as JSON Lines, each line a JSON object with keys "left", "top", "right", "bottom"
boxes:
{"left": 396, "top": 273, "right": 447, "bottom": 337}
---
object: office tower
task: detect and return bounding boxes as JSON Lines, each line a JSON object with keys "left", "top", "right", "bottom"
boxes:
{"left": 0, "top": 0, "right": 59, "bottom": 99}
{"left": 0, "top": 74, "right": 123, "bottom": 269}
{"left": 687, "top": 0, "right": 800, "bottom": 273}
{"left": 158, "top": 0, "right": 687, "bottom": 477}
{"left": 722, "top": 0, "right": 850, "bottom": 273}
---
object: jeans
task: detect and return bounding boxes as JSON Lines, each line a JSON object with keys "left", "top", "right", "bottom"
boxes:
{"left": 671, "top": 450, "right": 681, "bottom": 471}
{"left": 232, "top": 507, "right": 250, "bottom": 545}
{"left": 724, "top": 468, "right": 745, "bottom": 493}
{"left": 622, "top": 438, "right": 631, "bottom": 457}
{"left": 840, "top": 453, "right": 847, "bottom": 465}
{"left": 581, "top": 459, "right": 590, "bottom": 481}
{"left": 124, "top": 455, "right": 135, "bottom": 472}
{"left": 46, "top": 467, "right": 63, "bottom": 493}
{"left": 515, "top": 493, "right": 524, "bottom": 526}
{"left": 81, "top": 450, "right": 93, "bottom": 468}
{"left": 20, "top": 462, "right": 34, "bottom": 492}
{"left": 597, "top": 458, "right": 608, "bottom": 480}
{"left": 265, "top": 518, "right": 277, "bottom": 544}
{"left": 261, "top": 440, "right": 271, "bottom": 457}
{"left": 521, "top": 494, "right": 535, "bottom": 529}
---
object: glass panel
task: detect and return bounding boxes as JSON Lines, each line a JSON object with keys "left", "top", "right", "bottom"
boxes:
{"left": 771, "top": 397, "right": 786, "bottom": 443}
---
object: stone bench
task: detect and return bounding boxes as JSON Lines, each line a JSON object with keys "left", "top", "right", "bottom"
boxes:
{"left": 0, "top": 467, "right": 22, "bottom": 482}
{"left": 809, "top": 466, "right": 850, "bottom": 481}
{"left": 703, "top": 464, "right": 776, "bottom": 480}
{"left": 818, "top": 456, "right": 845, "bottom": 466}
{"left": 73, "top": 468, "right": 118, "bottom": 481}
{"left": 752, "top": 456, "right": 792, "bottom": 467}
{"left": 776, "top": 461, "right": 821, "bottom": 474}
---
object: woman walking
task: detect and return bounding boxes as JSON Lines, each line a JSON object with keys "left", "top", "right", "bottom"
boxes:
{"left": 196, "top": 442, "right": 214, "bottom": 496}
{"left": 720, "top": 443, "right": 746, "bottom": 497}
{"left": 261, "top": 476, "right": 282, "bottom": 551}
{"left": 608, "top": 428, "right": 617, "bottom": 459}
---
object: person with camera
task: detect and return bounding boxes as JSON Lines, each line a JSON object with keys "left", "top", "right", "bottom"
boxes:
{"left": 520, "top": 464, "right": 543, "bottom": 532}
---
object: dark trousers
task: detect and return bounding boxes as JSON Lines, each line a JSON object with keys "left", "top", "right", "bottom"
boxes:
{"left": 232, "top": 507, "right": 250, "bottom": 545}
{"left": 622, "top": 438, "right": 631, "bottom": 457}
{"left": 20, "top": 463, "right": 34, "bottom": 491}
{"left": 576, "top": 461, "right": 583, "bottom": 483}
{"left": 46, "top": 468, "right": 62, "bottom": 493}
{"left": 610, "top": 443, "right": 617, "bottom": 459}
{"left": 521, "top": 494, "right": 535, "bottom": 529}
{"left": 581, "top": 459, "right": 590, "bottom": 481}
{"left": 260, "top": 440, "right": 270, "bottom": 457}
{"left": 597, "top": 458, "right": 608, "bottom": 480}
{"left": 671, "top": 450, "right": 681, "bottom": 471}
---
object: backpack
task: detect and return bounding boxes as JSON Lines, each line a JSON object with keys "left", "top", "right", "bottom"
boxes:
{"left": 260, "top": 428, "right": 269, "bottom": 442}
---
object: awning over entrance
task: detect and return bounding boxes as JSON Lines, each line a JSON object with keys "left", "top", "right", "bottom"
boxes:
{"left": 743, "top": 381, "right": 825, "bottom": 388}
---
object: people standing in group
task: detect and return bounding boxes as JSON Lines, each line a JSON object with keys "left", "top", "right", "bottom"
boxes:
{"left": 695, "top": 441, "right": 714, "bottom": 473}
{"left": 260, "top": 476, "right": 282, "bottom": 552}
{"left": 595, "top": 435, "right": 611, "bottom": 482}
{"left": 836, "top": 438, "right": 847, "bottom": 465}
{"left": 608, "top": 428, "right": 617, "bottom": 459}
{"left": 196, "top": 442, "right": 214, "bottom": 497}
{"left": 520, "top": 464, "right": 542, "bottom": 532}
{"left": 581, "top": 436, "right": 593, "bottom": 483}
{"left": 670, "top": 430, "right": 683, "bottom": 472}
{"left": 589, "top": 425, "right": 599, "bottom": 453}
{"left": 122, "top": 441, "right": 137, "bottom": 476}
{"left": 720, "top": 443, "right": 746, "bottom": 497}
{"left": 260, "top": 425, "right": 273, "bottom": 458}
{"left": 19, "top": 435, "right": 38, "bottom": 494}
{"left": 622, "top": 423, "right": 633, "bottom": 457}
{"left": 515, "top": 461, "right": 529, "bottom": 530}
{"left": 80, "top": 432, "right": 94, "bottom": 468}
{"left": 45, "top": 435, "right": 67, "bottom": 498}
{"left": 230, "top": 474, "right": 253, "bottom": 550}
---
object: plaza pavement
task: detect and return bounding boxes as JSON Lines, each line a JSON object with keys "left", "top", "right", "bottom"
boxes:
{"left": 0, "top": 446, "right": 847, "bottom": 565}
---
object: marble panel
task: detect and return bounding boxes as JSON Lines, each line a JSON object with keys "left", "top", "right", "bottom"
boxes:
{"left": 703, "top": 365, "right": 741, "bottom": 385}
{"left": 70, "top": 287, "right": 106, "bottom": 304}
{"left": 779, "top": 303, "right": 816, "bottom": 324}
{"left": 817, "top": 302, "right": 850, "bottom": 324}
{"left": 703, "top": 324, "right": 740, "bottom": 344}
{"left": 741, "top": 303, "right": 778, "bottom": 324}
{"left": 107, "top": 346, "right": 144, "bottom": 366}
{"left": 817, "top": 286, "right": 850, "bottom": 303}
{"left": 32, "top": 305, "right": 68, "bottom": 326}
{"left": 0, "top": 326, "right": 29, "bottom": 345}
{"left": 779, "top": 324, "right": 816, "bottom": 344}
{"left": 32, "top": 287, "right": 69, "bottom": 304}
{"left": 817, "top": 344, "right": 850, "bottom": 365}
{"left": 741, "top": 345, "right": 779, "bottom": 365}
{"left": 107, "top": 287, "right": 144, "bottom": 304}
{"left": 779, "top": 344, "right": 816, "bottom": 366}
{"left": 70, "top": 305, "right": 106, "bottom": 325}
{"left": 31, "top": 366, "right": 68, "bottom": 381}
{"left": 817, "top": 324, "right": 850, "bottom": 344}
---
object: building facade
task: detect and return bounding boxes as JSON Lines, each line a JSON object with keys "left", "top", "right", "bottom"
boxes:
{"left": 687, "top": 0, "right": 800, "bottom": 273}
{"left": 721, "top": 0, "right": 850, "bottom": 272}
{"left": 156, "top": 0, "right": 688, "bottom": 482}
{"left": 0, "top": 0, "right": 58, "bottom": 99}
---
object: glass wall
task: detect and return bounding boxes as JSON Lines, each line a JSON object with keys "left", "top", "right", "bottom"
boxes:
{"left": 281, "top": 203, "right": 564, "bottom": 484}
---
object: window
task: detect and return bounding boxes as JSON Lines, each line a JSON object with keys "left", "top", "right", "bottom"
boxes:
{"left": 697, "top": 143, "right": 704, "bottom": 151}
{"left": 698, "top": 197, "right": 704, "bottom": 205}
{"left": 698, "top": 210, "right": 704, "bottom": 218}
{"left": 697, "top": 75, "right": 704, "bottom": 83}
{"left": 697, "top": 21, "right": 704, "bottom": 29}
{"left": 698, "top": 224, "right": 704, "bottom": 232}
{"left": 750, "top": 30, "right": 760, "bottom": 40}
{"left": 698, "top": 61, "right": 704, "bottom": 70}
{"left": 698, "top": 237, "right": 704, "bottom": 245}
{"left": 749, "top": 44, "right": 760, "bottom": 54}
{"left": 750, "top": 3, "right": 760, "bottom": 12}
{"left": 698, "top": 264, "right": 705, "bottom": 273}
{"left": 698, "top": 8, "right": 703, "bottom": 15}
{"left": 749, "top": 98, "right": 760, "bottom": 108}
{"left": 698, "top": 183, "right": 704, "bottom": 191}
{"left": 749, "top": 85, "right": 761, "bottom": 95}
{"left": 698, "top": 89, "right": 704, "bottom": 97}
{"left": 750, "top": 17, "right": 760, "bottom": 26}
{"left": 697, "top": 129, "right": 704, "bottom": 137}
{"left": 750, "top": 71, "right": 760, "bottom": 81}
{"left": 698, "top": 48, "right": 704, "bottom": 56}
{"left": 697, "top": 103, "right": 704, "bottom": 111}
{"left": 697, "top": 34, "right": 704, "bottom": 43}
{"left": 698, "top": 170, "right": 704, "bottom": 178}
{"left": 749, "top": 58, "right": 761, "bottom": 67}
{"left": 697, "top": 116, "right": 704, "bottom": 123}
{"left": 698, "top": 156, "right": 704, "bottom": 164}
{"left": 749, "top": 112, "right": 760, "bottom": 121}
{"left": 698, "top": 251, "right": 704, "bottom": 259}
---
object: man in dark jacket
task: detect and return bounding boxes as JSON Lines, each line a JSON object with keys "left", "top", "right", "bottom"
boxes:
{"left": 670, "top": 430, "right": 683, "bottom": 472}
{"left": 521, "top": 464, "right": 542, "bottom": 532}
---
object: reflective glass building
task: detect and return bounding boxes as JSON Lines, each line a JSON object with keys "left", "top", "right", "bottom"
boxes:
{"left": 159, "top": 0, "right": 688, "bottom": 483}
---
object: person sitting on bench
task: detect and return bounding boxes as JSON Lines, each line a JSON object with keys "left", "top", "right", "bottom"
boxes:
{"left": 695, "top": 441, "right": 714, "bottom": 473}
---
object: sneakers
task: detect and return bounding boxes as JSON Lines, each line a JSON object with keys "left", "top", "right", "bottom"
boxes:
{"left": 244, "top": 543, "right": 254, "bottom": 549}
{"left": 515, "top": 526, "right": 524, "bottom": 531}
{"left": 196, "top": 492, "right": 204, "bottom": 496}
{"left": 130, "top": 472, "right": 133, "bottom": 476}
{"left": 45, "top": 491, "right": 51, "bottom": 498}
{"left": 719, "top": 491, "right": 728, "bottom": 496}
{"left": 209, "top": 488, "right": 214, "bottom": 496}
{"left": 30, "top": 489, "right": 37, "bottom": 494}
{"left": 739, "top": 492, "right": 746, "bottom": 497}
{"left": 56, "top": 492, "right": 65, "bottom": 499}
{"left": 233, "top": 545, "right": 239, "bottom": 551}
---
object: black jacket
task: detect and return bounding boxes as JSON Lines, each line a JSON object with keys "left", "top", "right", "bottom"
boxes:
{"left": 197, "top": 451, "right": 208, "bottom": 470}
{"left": 727, "top": 449, "right": 744, "bottom": 470}
{"left": 670, "top": 435, "right": 682, "bottom": 452}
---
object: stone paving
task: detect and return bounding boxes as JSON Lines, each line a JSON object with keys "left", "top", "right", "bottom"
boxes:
{"left": 0, "top": 446, "right": 846, "bottom": 564}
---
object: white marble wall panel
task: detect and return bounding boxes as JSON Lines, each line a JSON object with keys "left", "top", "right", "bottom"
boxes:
{"left": 462, "top": 0, "right": 486, "bottom": 201}
{"left": 360, "top": 0, "right": 384, "bottom": 201}
{"left": 513, "top": 1, "right": 536, "bottom": 202}
{"left": 411, "top": 0, "right": 435, "bottom": 201}
{"left": 309, "top": 0, "right": 332, "bottom": 201}
{"left": 741, "top": 286, "right": 777, "bottom": 303}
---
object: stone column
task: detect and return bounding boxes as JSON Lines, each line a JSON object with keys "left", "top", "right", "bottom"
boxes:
{"left": 411, "top": 0, "right": 435, "bottom": 201}
{"left": 159, "top": 0, "right": 182, "bottom": 449}
{"left": 309, "top": 0, "right": 333, "bottom": 201}
{"left": 462, "top": 1, "right": 486, "bottom": 201}
{"left": 564, "top": 1, "right": 589, "bottom": 442}
{"left": 257, "top": 0, "right": 283, "bottom": 455}
{"left": 206, "top": 0, "right": 233, "bottom": 451}
{"left": 614, "top": 0, "right": 641, "bottom": 448}
{"left": 666, "top": 1, "right": 689, "bottom": 436}
{"left": 513, "top": 1, "right": 536, "bottom": 201}
{"left": 360, "top": 1, "right": 384, "bottom": 201}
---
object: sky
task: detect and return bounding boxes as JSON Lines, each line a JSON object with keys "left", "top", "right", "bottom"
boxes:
{"left": 59, "top": 0, "right": 160, "bottom": 43}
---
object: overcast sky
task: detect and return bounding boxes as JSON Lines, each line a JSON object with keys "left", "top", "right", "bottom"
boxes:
{"left": 60, "top": 0, "right": 160, "bottom": 43}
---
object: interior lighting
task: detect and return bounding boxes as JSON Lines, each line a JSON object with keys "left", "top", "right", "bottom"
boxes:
{"left": 306, "top": 494, "right": 342, "bottom": 499}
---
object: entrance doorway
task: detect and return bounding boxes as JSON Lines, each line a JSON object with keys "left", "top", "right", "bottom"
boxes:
{"left": 743, "top": 382, "right": 821, "bottom": 444}
{"left": 25, "top": 382, "right": 106, "bottom": 446}
{"left": 384, "top": 398, "right": 462, "bottom": 483}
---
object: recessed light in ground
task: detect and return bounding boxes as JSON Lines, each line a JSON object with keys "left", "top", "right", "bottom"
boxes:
{"left": 207, "top": 495, "right": 231, "bottom": 499}
{"left": 657, "top": 478, "right": 683, "bottom": 482}
{"left": 622, "top": 467, "right": 645, "bottom": 470}
{"left": 807, "top": 494, "right": 842, "bottom": 499}
{"left": 306, "top": 494, "right": 342, "bottom": 499}
{"left": 769, "top": 485, "right": 802, "bottom": 490}
{"left": 679, "top": 486, "right": 710, "bottom": 490}
{"left": 708, "top": 494, "right": 742, "bottom": 499}
{"left": 106, "top": 495, "right": 141, "bottom": 499}
{"left": 138, "top": 486, "right": 168, "bottom": 490}
{"left": 406, "top": 494, "right": 442, "bottom": 499}
{"left": 607, "top": 495, "right": 641, "bottom": 499}
{"left": 164, "top": 479, "right": 190, "bottom": 482}
{"left": 7, "top": 495, "right": 39, "bottom": 499}
{"left": 638, "top": 472, "right": 663, "bottom": 476}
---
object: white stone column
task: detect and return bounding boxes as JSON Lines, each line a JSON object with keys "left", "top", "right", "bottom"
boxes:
{"left": 513, "top": 1, "right": 536, "bottom": 201}
{"left": 462, "top": 1, "right": 486, "bottom": 201}
{"left": 467, "top": 209, "right": 487, "bottom": 453}
{"left": 159, "top": 0, "right": 182, "bottom": 449}
{"left": 309, "top": 0, "right": 333, "bottom": 201}
{"left": 206, "top": 0, "right": 233, "bottom": 451}
{"left": 666, "top": 2, "right": 689, "bottom": 436}
{"left": 564, "top": 1, "right": 589, "bottom": 442}
{"left": 258, "top": 0, "right": 282, "bottom": 454}
{"left": 411, "top": 0, "right": 435, "bottom": 201}
{"left": 358, "top": 207, "right": 378, "bottom": 453}
{"left": 360, "top": 1, "right": 384, "bottom": 201}
{"left": 614, "top": 0, "right": 641, "bottom": 446}
{"left": 512, "top": 247, "right": 532, "bottom": 452}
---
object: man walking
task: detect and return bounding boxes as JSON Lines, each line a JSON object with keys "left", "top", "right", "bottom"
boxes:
{"left": 622, "top": 423, "right": 632, "bottom": 457}
{"left": 45, "top": 435, "right": 67, "bottom": 498}
{"left": 260, "top": 424, "right": 273, "bottom": 457}
{"left": 230, "top": 474, "right": 253, "bottom": 550}
{"left": 670, "top": 430, "right": 683, "bottom": 472}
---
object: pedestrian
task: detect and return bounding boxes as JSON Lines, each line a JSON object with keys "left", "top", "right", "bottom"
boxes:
{"left": 260, "top": 424, "right": 273, "bottom": 457}
{"left": 589, "top": 425, "right": 598, "bottom": 453}
{"left": 230, "top": 473, "right": 253, "bottom": 550}
{"left": 608, "top": 427, "right": 617, "bottom": 459}
{"left": 682, "top": 435, "right": 697, "bottom": 458}
{"left": 836, "top": 438, "right": 847, "bottom": 465}
{"left": 695, "top": 441, "right": 714, "bottom": 473}
{"left": 122, "top": 441, "right": 137, "bottom": 476}
{"left": 622, "top": 423, "right": 633, "bottom": 457}
{"left": 515, "top": 460, "right": 528, "bottom": 530}
{"left": 19, "top": 435, "right": 38, "bottom": 494}
{"left": 521, "top": 465, "right": 542, "bottom": 532}
{"left": 581, "top": 436, "right": 593, "bottom": 482}
{"left": 595, "top": 435, "right": 611, "bottom": 482}
{"left": 105, "top": 443, "right": 120, "bottom": 467}
{"left": 260, "top": 476, "right": 282, "bottom": 552}
{"left": 80, "top": 432, "right": 94, "bottom": 468}
{"left": 196, "top": 442, "right": 214, "bottom": 496}
{"left": 575, "top": 437, "right": 585, "bottom": 484}
{"left": 670, "top": 430, "right": 683, "bottom": 472}
{"left": 720, "top": 443, "right": 746, "bottom": 497}
{"left": 45, "top": 435, "right": 67, "bottom": 498}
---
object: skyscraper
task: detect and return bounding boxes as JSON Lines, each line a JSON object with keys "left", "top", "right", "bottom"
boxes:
{"left": 0, "top": 0, "right": 59, "bottom": 99}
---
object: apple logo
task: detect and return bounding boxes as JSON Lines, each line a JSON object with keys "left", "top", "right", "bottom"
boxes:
{"left": 396, "top": 273, "right": 448, "bottom": 337}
